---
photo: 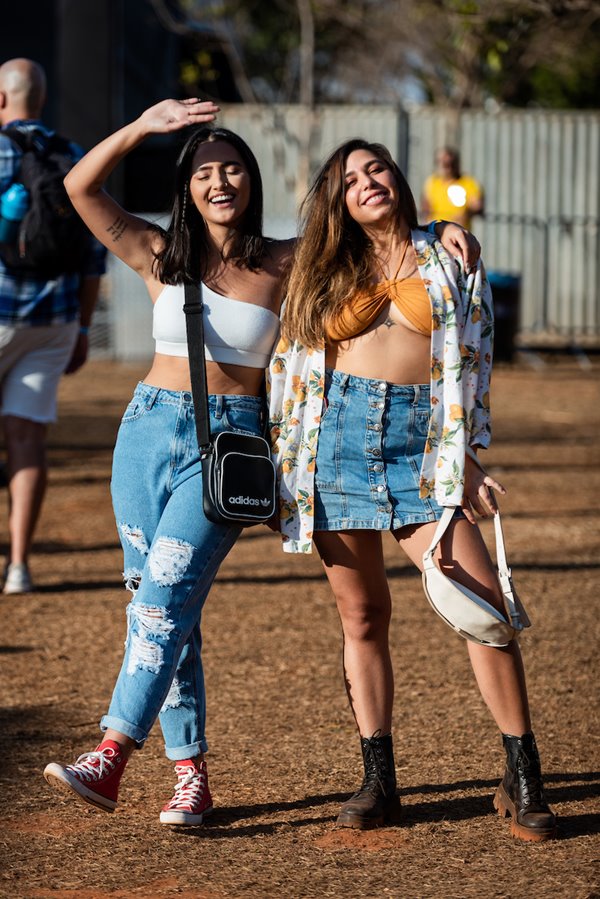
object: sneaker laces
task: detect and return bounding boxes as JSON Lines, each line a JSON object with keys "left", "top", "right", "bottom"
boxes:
{"left": 166, "top": 764, "right": 206, "bottom": 811}
{"left": 67, "top": 747, "right": 120, "bottom": 783}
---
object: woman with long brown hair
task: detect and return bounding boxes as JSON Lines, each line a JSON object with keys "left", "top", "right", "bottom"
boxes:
{"left": 270, "top": 138, "right": 556, "bottom": 842}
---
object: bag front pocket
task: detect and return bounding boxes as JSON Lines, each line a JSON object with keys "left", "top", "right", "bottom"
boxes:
{"left": 203, "top": 431, "right": 276, "bottom": 526}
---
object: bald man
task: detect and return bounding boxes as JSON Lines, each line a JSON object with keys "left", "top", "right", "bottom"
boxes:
{"left": 0, "top": 58, "right": 106, "bottom": 593}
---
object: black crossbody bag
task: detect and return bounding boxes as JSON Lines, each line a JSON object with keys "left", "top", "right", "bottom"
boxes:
{"left": 183, "top": 283, "right": 277, "bottom": 526}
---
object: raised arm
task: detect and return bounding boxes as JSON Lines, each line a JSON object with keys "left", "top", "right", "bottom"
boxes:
{"left": 64, "top": 98, "right": 219, "bottom": 281}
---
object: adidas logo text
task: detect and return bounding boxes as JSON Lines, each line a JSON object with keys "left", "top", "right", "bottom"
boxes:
{"left": 228, "top": 495, "right": 266, "bottom": 506}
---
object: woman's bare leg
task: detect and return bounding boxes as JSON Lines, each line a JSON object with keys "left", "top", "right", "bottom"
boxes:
{"left": 315, "top": 530, "right": 393, "bottom": 736}
{"left": 395, "top": 515, "right": 555, "bottom": 840}
{"left": 315, "top": 529, "right": 401, "bottom": 827}
{"left": 394, "top": 516, "right": 530, "bottom": 736}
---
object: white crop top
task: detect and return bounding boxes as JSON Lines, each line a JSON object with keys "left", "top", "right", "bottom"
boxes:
{"left": 152, "top": 283, "right": 280, "bottom": 368}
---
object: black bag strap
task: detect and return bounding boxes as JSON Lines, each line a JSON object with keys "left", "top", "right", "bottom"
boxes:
{"left": 183, "top": 282, "right": 213, "bottom": 453}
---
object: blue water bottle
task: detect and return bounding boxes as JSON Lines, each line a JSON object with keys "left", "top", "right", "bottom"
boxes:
{"left": 0, "top": 183, "right": 30, "bottom": 243}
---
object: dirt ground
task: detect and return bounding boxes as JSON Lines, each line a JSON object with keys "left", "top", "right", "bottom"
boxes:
{"left": 0, "top": 356, "right": 599, "bottom": 899}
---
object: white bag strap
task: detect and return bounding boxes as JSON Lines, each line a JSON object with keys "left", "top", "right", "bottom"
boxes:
{"left": 423, "top": 506, "right": 455, "bottom": 562}
{"left": 493, "top": 509, "right": 531, "bottom": 629}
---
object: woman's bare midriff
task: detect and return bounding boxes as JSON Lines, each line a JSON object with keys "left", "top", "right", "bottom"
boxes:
{"left": 326, "top": 302, "right": 431, "bottom": 385}
{"left": 143, "top": 354, "right": 266, "bottom": 396}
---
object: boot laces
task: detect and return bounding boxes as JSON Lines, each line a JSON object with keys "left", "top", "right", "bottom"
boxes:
{"left": 67, "top": 747, "right": 120, "bottom": 783}
{"left": 361, "top": 742, "right": 387, "bottom": 797}
{"left": 517, "top": 750, "right": 545, "bottom": 806}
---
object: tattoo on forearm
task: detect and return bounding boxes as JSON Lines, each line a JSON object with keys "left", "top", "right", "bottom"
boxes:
{"left": 107, "top": 216, "right": 127, "bottom": 242}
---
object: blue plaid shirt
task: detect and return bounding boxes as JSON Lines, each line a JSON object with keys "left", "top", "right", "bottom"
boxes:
{"left": 0, "top": 120, "right": 107, "bottom": 327}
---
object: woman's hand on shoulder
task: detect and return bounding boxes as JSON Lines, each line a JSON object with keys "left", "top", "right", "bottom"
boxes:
{"left": 138, "top": 98, "right": 220, "bottom": 135}
{"left": 462, "top": 452, "right": 506, "bottom": 525}
{"left": 435, "top": 222, "right": 481, "bottom": 273}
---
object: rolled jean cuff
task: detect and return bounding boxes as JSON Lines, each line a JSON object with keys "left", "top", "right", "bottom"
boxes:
{"left": 100, "top": 715, "right": 148, "bottom": 747}
{"left": 165, "top": 739, "right": 208, "bottom": 761}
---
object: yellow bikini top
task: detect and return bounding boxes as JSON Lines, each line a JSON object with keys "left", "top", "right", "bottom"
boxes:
{"left": 326, "top": 276, "right": 432, "bottom": 342}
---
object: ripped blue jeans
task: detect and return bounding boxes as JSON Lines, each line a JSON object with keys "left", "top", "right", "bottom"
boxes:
{"left": 101, "top": 382, "right": 263, "bottom": 760}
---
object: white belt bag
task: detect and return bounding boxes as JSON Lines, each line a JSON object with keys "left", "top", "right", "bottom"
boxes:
{"left": 422, "top": 500, "right": 531, "bottom": 648}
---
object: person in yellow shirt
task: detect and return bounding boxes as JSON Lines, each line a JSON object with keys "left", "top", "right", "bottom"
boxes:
{"left": 422, "top": 146, "right": 484, "bottom": 231}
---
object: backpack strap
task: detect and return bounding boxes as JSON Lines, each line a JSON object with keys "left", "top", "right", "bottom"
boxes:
{"left": 3, "top": 127, "right": 41, "bottom": 153}
{"left": 3, "top": 127, "right": 71, "bottom": 159}
{"left": 2, "top": 129, "right": 45, "bottom": 186}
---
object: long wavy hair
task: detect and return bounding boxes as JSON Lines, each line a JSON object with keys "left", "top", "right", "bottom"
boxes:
{"left": 152, "top": 127, "right": 267, "bottom": 284}
{"left": 281, "top": 138, "right": 418, "bottom": 348}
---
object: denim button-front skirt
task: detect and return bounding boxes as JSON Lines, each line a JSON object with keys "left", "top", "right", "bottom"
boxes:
{"left": 314, "top": 369, "right": 449, "bottom": 531}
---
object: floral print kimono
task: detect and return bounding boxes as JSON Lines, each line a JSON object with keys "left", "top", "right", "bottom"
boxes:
{"left": 268, "top": 230, "right": 494, "bottom": 554}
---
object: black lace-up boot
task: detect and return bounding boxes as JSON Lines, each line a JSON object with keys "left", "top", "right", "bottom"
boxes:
{"left": 336, "top": 732, "right": 402, "bottom": 829}
{"left": 493, "top": 732, "right": 557, "bottom": 841}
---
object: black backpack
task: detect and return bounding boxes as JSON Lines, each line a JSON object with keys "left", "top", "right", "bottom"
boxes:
{"left": 0, "top": 127, "right": 90, "bottom": 278}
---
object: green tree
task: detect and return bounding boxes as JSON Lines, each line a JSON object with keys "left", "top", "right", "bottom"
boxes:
{"left": 152, "top": 0, "right": 600, "bottom": 108}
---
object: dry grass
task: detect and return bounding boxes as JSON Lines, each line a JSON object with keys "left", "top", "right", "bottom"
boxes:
{"left": 0, "top": 357, "right": 599, "bottom": 898}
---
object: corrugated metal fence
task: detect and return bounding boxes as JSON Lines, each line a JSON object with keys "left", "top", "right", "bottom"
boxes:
{"left": 407, "top": 108, "right": 600, "bottom": 338}
{"left": 103, "top": 104, "right": 600, "bottom": 360}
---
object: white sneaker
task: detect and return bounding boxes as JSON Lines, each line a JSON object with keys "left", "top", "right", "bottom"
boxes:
{"left": 3, "top": 563, "right": 33, "bottom": 594}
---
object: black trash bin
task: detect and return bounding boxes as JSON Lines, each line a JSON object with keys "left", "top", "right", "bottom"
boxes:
{"left": 487, "top": 271, "right": 521, "bottom": 362}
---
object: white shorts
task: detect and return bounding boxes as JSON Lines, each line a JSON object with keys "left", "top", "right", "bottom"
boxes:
{"left": 0, "top": 322, "right": 79, "bottom": 424}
